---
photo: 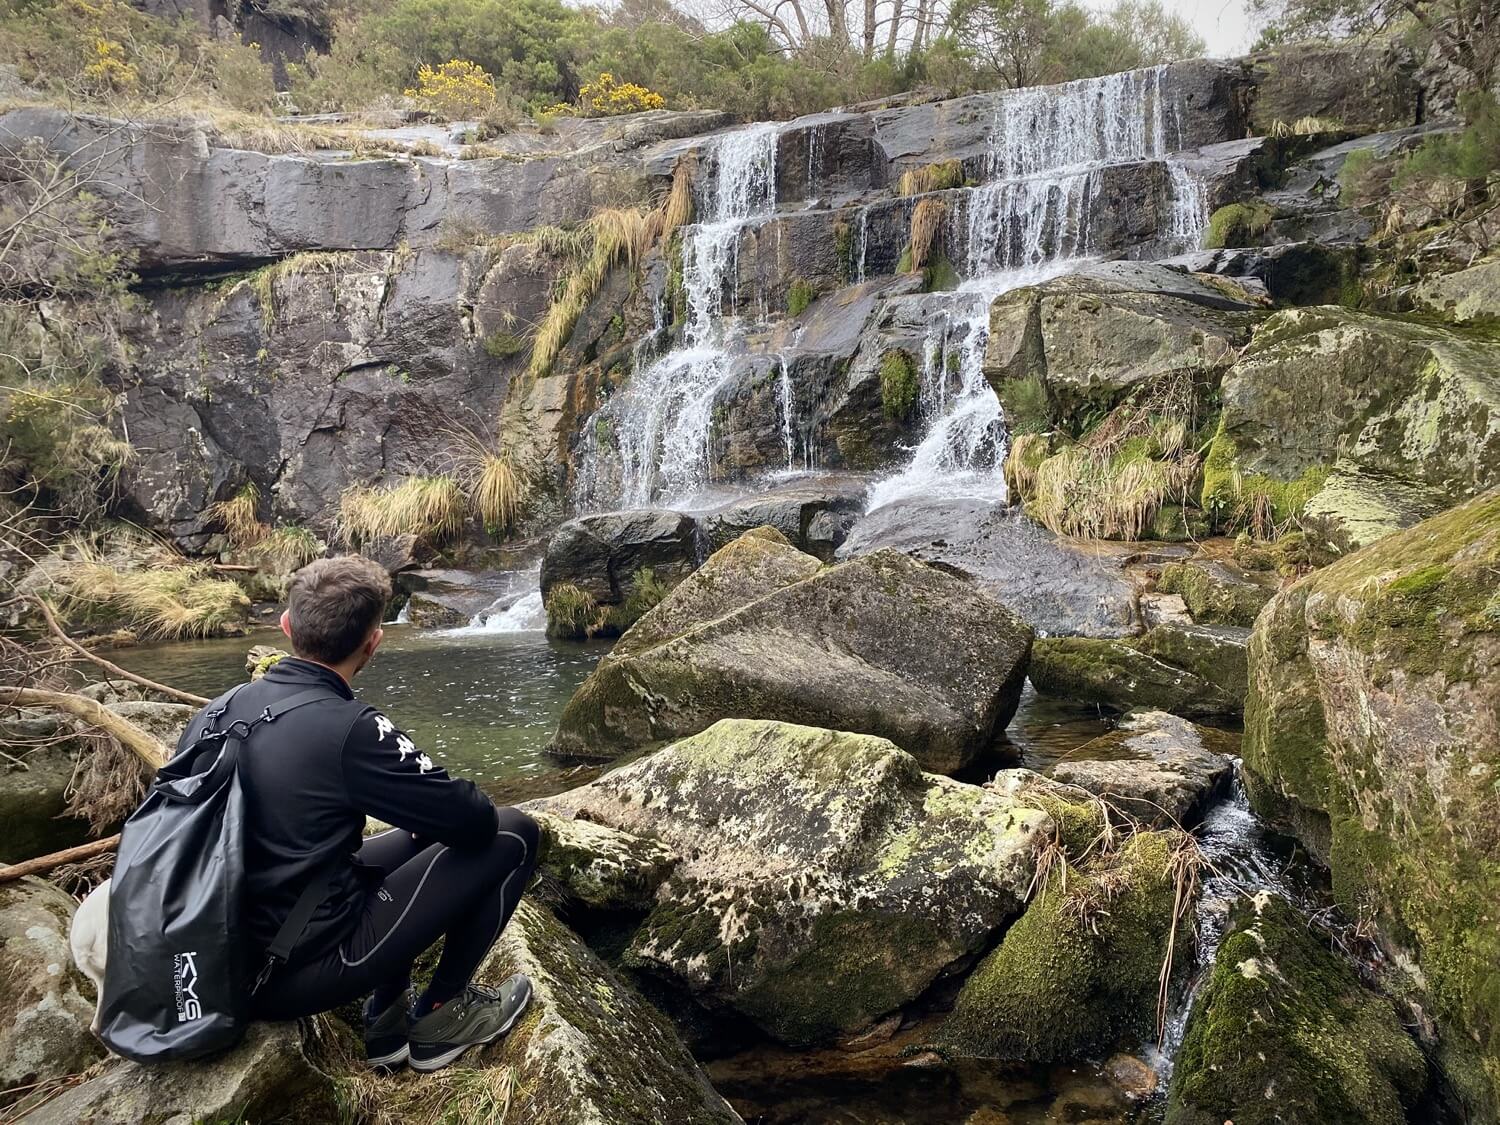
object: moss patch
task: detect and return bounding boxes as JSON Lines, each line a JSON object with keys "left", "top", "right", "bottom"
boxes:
{"left": 787, "top": 278, "right": 817, "bottom": 317}
{"left": 1166, "top": 894, "right": 1425, "bottom": 1125}
{"left": 941, "top": 831, "right": 1190, "bottom": 1060}
{"left": 1204, "top": 201, "right": 1275, "bottom": 250}
{"left": 879, "top": 349, "right": 920, "bottom": 420}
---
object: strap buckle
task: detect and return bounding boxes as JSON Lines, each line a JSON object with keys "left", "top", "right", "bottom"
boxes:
{"left": 251, "top": 955, "right": 281, "bottom": 996}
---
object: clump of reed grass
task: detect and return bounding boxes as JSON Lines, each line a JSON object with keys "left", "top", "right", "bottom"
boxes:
{"left": 42, "top": 528, "right": 251, "bottom": 639}
{"left": 1025, "top": 442, "right": 1199, "bottom": 540}
{"left": 661, "top": 155, "right": 695, "bottom": 242}
{"left": 545, "top": 583, "right": 601, "bottom": 639}
{"left": 897, "top": 159, "right": 964, "bottom": 196}
{"left": 1268, "top": 115, "right": 1342, "bottom": 137}
{"left": 335, "top": 476, "right": 467, "bottom": 546}
{"left": 205, "top": 482, "right": 266, "bottom": 547}
{"left": 907, "top": 196, "right": 947, "bottom": 271}
{"left": 527, "top": 207, "right": 655, "bottom": 381}
{"left": 248, "top": 525, "right": 325, "bottom": 574}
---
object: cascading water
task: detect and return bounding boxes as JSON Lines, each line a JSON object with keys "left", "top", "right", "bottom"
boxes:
{"left": 603, "top": 123, "right": 779, "bottom": 509}
{"left": 868, "top": 65, "right": 1208, "bottom": 510}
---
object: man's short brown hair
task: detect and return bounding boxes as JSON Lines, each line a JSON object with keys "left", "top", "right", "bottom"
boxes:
{"left": 286, "top": 556, "right": 392, "bottom": 663}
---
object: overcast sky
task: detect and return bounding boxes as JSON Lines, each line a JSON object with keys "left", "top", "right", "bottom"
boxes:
{"left": 1102, "top": 0, "right": 1262, "bottom": 56}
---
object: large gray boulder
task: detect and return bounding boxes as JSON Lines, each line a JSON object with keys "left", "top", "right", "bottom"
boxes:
{"left": 697, "top": 476, "right": 868, "bottom": 561}
{"left": 23, "top": 1021, "right": 334, "bottom": 1124}
{"left": 0, "top": 879, "right": 103, "bottom": 1103}
{"left": 0, "top": 713, "right": 89, "bottom": 864}
{"left": 983, "top": 261, "right": 1260, "bottom": 433}
{"left": 540, "top": 509, "right": 700, "bottom": 638}
{"left": 1203, "top": 307, "right": 1500, "bottom": 549}
{"left": 551, "top": 533, "right": 1032, "bottom": 774}
{"left": 455, "top": 900, "right": 743, "bottom": 1124}
{"left": 537, "top": 719, "right": 1052, "bottom": 1046}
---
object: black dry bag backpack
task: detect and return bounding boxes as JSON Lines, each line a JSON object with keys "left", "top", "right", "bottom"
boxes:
{"left": 98, "top": 685, "right": 333, "bottom": 1063}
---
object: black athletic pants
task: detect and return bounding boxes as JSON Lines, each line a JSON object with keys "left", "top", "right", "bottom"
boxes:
{"left": 251, "top": 807, "right": 540, "bottom": 1020}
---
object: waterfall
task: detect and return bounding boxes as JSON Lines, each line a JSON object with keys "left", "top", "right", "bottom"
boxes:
{"left": 868, "top": 66, "right": 1208, "bottom": 511}
{"left": 598, "top": 123, "right": 779, "bottom": 509}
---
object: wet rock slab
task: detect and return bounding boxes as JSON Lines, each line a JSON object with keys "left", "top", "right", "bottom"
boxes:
{"left": 1046, "top": 710, "right": 1237, "bottom": 827}
{"left": 838, "top": 498, "right": 1143, "bottom": 639}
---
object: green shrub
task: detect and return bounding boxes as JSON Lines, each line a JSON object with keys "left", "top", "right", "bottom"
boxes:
{"left": 483, "top": 331, "right": 527, "bottom": 359}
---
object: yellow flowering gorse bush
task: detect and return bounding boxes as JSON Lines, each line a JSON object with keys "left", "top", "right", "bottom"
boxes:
{"left": 405, "top": 59, "right": 497, "bottom": 120}
{"left": 578, "top": 73, "right": 665, "bottom": 116}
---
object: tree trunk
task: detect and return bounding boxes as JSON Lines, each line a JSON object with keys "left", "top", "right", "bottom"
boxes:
{"left": 0, "top": 687, "right": 169, "bottom": 768}
{"left": 0, "top": 834, "right": 120, "bottom": 884}
{"left": 886, "top": 0, "right": 905, "bottom": 56}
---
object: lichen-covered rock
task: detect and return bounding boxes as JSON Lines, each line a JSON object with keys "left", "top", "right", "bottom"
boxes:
{"left": 530, "top": 810, "right": 677, "bottom": 914}
{"left": 982, "top": 262, "right": 1259, "bottom": 433}
{"left": 0, "top": 878, "right": 103, "bottom": 1104}
{"left": 105, "top": 701, "right": 195, "bottom": 749}
{"left": 1242, "top": 490, "right": 1500, "bottom": 1118}
{"left": 940, "top": 830, "right": 1191, "bottom": 1061}
{"left": 1245, "top": 41, "right": 1421, "bottom": 135}
{"left": 1203, "top": 307, "right": 1500, "bottom": 548}
{"left": 1136, "top": 621, "right": 1250, "bottom": 706}
{"left": 1048, "top": 710, "right": 1236, "bottom": 827}
{"left": 537, "top": 719, "right": 1052, "bottom": 1046}
{"left": 23, "top": 1020, "right": 334, "bottom": 1124}
{"left": 1166, "top": 893, "right": 1426, "bottom": 1125}
{"left": 1410, "top": 259, "right": 1500, "bottom": 328}
{"left": 1157, "top": 554, "right": 1277, "bottom": 627}
{"left": 551, "top": 538, "right": 1033, "bottom": 773}
{"left": 449, "top": 900, "right": 743, "bottom": 1124}
{"left": 1029, "top": 637, "right": 1240, "bottom": 718}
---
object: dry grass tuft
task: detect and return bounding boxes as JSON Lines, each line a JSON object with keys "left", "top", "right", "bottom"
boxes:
{"left": 244, "top": 251, "right": 357, "bottom": 333}
{"left": 336, "top": 476, "right": 467, "bottom": 546}
{"left": 444, "top": 426, "right": 532, "bottom": 538}
{"left": 527, "top": 207, "right": 654, "bottom": 381}
{"left": 67, "top": 725, "right": 150, "bottom": 834}
{"left": 1026, "top": 443, "right": 1200, "bottom": 540}
{"left": 897, "top": 159, "right": 964, "bottom": 197}
{"left": 205, "top": 482, "right": 266, "bottom": 547}
{"left": 661, "top": 155, "right": 696, "bottom": 242}
{"left": 907, "top": 196, "right": 947, "bottom": 271}
{"left": 248, "top": 525, "right": 325, "bottom": 574}
{"left": 41, "top": 528, "right": 251, "bottom": 639}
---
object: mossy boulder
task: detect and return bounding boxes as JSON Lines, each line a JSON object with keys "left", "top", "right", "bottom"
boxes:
{"left": 530, "top": 810, "right": 677, "bottom": 914}
{"left": 24, "top": 1021, "right": 334, "bottom": 1124}
{"left": 1157, "top": 555, "right": 1278, "bottom": 627}
{"left": 0, "top": 878, "right": 103, "bottom": 1106}
{"left": 939, "top": 830, "right": 1192, "bottom": 1061}
{"left": 1048, "top": 710, "right": 1237, "bottom": 827}
{"left": 551, "top": 536, "right": 1033, "bottom": 774}
{"left": 982, "top": 265, "right": 1258, "bottom": 434}
{"left": 1166, "top": 893, "right": 1426, "bottom": 1125}
{"left": 1136, "top": 621, "right": 1250, "bottom": 705}
{"left": 1029, "top": 636, "right": 1240, "bottom": 718}
{"left": 1204, "top": 307, "right": 1500, "bottom": 546}
{"left": 537, "top": 719, "right": 1053, "bottom": 1046}
{"left": 1241, "top": 490, "right": 1500, "bottom": 1118}
{"left": 1410, "top": 259, "right": 1500, "bottom": 329}
{"left": 429, "top": 900, "right": 742, "bottom": 1124}
{"left": 1203, "top": 201, "right": 1275, "bottom": 249}
{"left": 0, "top": 713, "right": 90, "bottom": 864}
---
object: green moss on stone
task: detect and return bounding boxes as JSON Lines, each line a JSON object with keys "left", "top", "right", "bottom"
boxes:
{"left": 787, "top": 278, "right": 817, "bottom": 317}
{"left": 1158, "top": 559, "right": 1276, "bottom": 627}
{"left": 1200, "top": 423, "right": 1331, "bottom": 530}
{"left": 1166, "top": 894, "right": 1425, "bottom": 1125}
{"left": 879, "top": 349, "right": 920, "bottom": 420}
{"left": 940, "top": 831, "right": 1187, "bottom": 1060}
{"left": 1204, "top": 201, "right": 1275, "bottom": 250}
{"left": 998, "top": 373, "right": 1051, "bottom": 435}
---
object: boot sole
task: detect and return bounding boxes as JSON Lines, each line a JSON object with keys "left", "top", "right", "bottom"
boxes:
{"left": 365, "top": 1043, "right": 410, "bottom": 1069}
{"left": 408, "top": 980, "right": 533, "bottom": 1073}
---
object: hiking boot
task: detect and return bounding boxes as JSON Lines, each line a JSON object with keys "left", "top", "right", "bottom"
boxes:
{"left": 363, "top": 986, "right": 417, "bottom": 1069}
{"left": 408, "top": 975, "right": 533, "bottom": 1072}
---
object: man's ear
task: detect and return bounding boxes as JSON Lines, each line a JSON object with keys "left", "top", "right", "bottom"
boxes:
{"left": 280, "top": 609, "right": 293, "bottom": 639}
{"left": 368, "top": 626, "right": 384, "bottom": 657}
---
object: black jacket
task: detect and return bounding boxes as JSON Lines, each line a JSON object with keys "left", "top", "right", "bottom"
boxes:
{"left": 178, "top": 658, "right": 499, "bottom": 964}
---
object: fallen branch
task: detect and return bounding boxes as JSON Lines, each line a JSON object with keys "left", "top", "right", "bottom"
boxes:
{"left": 0, "top": 687, "right": 168, "bottom": 768}
{"left": 29, "top": 596, "right": 209, "bottom": 706}
{"left": 0, "top": 834, "right": 120, "bottom": 884}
